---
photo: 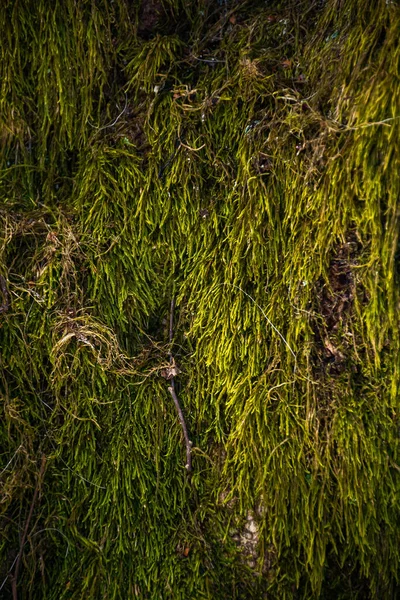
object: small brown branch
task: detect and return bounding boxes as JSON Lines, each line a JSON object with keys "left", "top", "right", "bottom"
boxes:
{"left": 0, "top": 275, "right": 10, "bottom": 314}
{"left": 168, "top": 385, "right": 192, "bottom": 473}
{"left": 11, "top": 455, "right": 46, "bottom": 600}
{"left": 168, "top": 298, "right": 192, "bottom": 473}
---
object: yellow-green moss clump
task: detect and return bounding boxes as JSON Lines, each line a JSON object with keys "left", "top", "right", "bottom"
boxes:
{"left": 0, "top": 1, "right": 399, "bottom": 598}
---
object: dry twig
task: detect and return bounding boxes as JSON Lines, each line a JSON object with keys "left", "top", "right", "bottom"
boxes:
{"left": 168, "top": 298, "right": 192, "bottom": 473}
{"left": 0, "top": 275, "right": 10, "bottom": 314}
{"left": 10, "top": 455, "right": 47, "bottom": 600}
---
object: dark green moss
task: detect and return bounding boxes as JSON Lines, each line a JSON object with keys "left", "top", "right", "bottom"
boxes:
{"left": 0, "top": 0, "right": 399, "bottom": 598}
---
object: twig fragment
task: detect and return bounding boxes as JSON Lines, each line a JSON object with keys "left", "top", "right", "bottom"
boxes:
{"left": 168, "top": 385, "right": 192, "bottom": 473}
{"left": 10, "top": 454, "right": 47, "bottom": 600}
{"left": 0, "top": 275, "right": 10, "bottom": 314}
{"left": 168, "top": 298, "right": 192, "bottom": 473}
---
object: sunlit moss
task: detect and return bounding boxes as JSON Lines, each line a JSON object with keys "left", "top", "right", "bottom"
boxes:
{"left": 0, "top": 1, "right": 399, "bottom": 598}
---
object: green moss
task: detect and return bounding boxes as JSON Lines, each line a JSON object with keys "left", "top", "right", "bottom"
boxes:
{"left": 0, "top": 0, "right": 399, "bottom": 598}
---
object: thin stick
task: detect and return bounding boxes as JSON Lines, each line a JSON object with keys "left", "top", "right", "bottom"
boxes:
{"left": 0, "top": 275, "right": 10, "bottom": 314}
{"left": 11, "top": 455, "right": 46, "bottom": 600}
{"left": 168, "top": 385, "right": 192, "bottom": 473}
{"left": 0, "top": 527, "right": 70, "bottom": 594}
{"left": 168, "top": 298, "right": 192, "bottom": 473}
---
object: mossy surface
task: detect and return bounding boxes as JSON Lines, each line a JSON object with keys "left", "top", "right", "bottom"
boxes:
{"left": 0, "top": 1, "right": 399, "bottom": 598}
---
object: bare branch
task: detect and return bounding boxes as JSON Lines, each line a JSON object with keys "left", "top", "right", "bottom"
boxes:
{"left": 168, "top": 385, "right": 192, "bottom": 473}
{"left": 167, "top": 298, "right": 192, "bottom": 473}
{"left": 0, "top": 275, "right": 10, "bottom": 314}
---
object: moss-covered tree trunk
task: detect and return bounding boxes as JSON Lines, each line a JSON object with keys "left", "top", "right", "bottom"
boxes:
{"left": 1, "top": 1, "right": 399, "bottom": 598}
